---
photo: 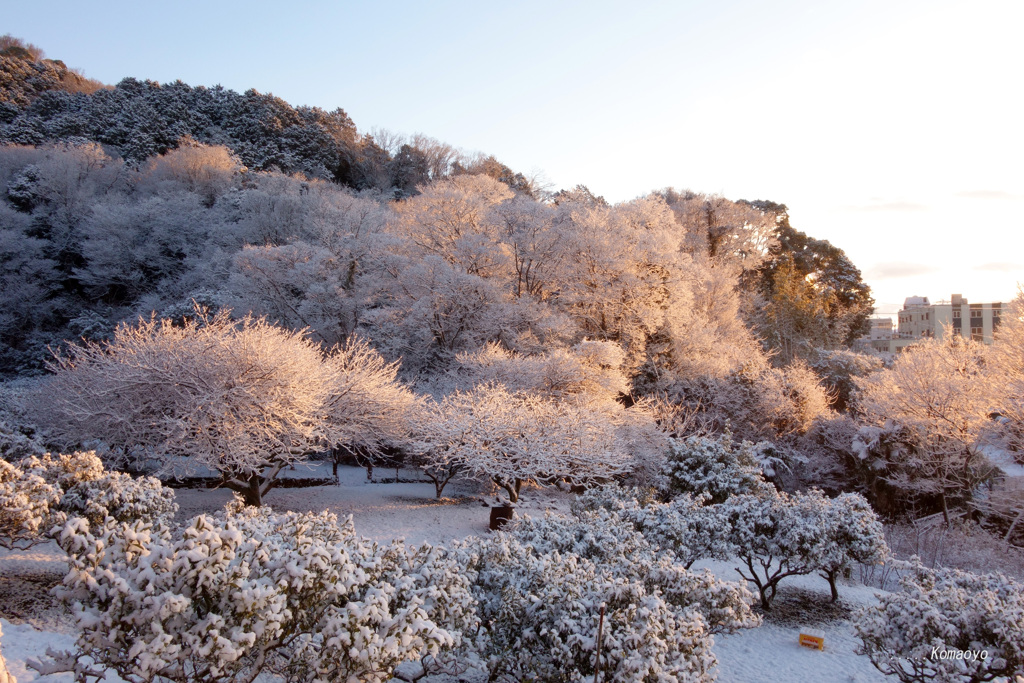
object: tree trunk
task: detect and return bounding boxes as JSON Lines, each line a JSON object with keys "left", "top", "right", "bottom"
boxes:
{"left": 823, "top": 569, "right": 840, "bottom": 602}
{"left": 240, "top": 473, "right": 263, "bottom": 506}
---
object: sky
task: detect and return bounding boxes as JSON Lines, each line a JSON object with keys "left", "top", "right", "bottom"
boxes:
{"left": 5, "top": 0, "right": 1022, "bottom": 315}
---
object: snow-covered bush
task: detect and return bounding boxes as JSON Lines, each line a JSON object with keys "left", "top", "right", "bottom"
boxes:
{"left": 813, "top": 492, "right": 889, "bottom": 601}
{"left": 54, "top": 501, "right": 474, "bottom": 683}
{"left": 854, "top": 562, "right": 1024, "bottom": 683}
{"left": 0, "top": 415, "right": 45, "bottom": 460}
{"left": 2, "top": 451, "right": 177, "bottom": 548}
{"left": 455, "top": 508, "right": 758, "bottom": 682}
{"left": 0, "top": 457, "right": 60, "bottom": 549}
{"left": 660, "top": 434, "right": 776, "bottom": 504}
{"left": 18, "top": 450, "right": 104, "bottom": 490}
{"left": 59, "top": 470, "right": 177, "bottom": 527}
{"left": 573, "top": 486, "right": 729, "bottom": 569}
{"left": 719, "top": 491, "right": 831, "bottom": 610}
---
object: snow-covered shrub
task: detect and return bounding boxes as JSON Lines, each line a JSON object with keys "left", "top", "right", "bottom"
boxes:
{"left": 58, "top": 470, "right": 177, "bottom": 527}
{"left": 813, "top": 492, "right": 889, "bottom": 601}
{"left": 0, "top": 381, "right": 46, "bottom": 460}
{"left": 54, "top": 501, "right": 473, "bottom": 683}
{"left": 0, "top": 457, "right": 60, "bottom": 549}
{"left": 0, "top": 415, "right": 45, "bottom": 460}
{"left": 719, "top": 491, "right": 831, "bottom": 610}
{"left": 2, "top": 451, "right": 177, "bottom": 548}
{"left": 853, "top": 562, "right": 1024, "bottom": 683}
{"left": 0, "top": 622, "right": 12, "bottom": 683}
{"left": 660, "top": 434, "right": 776, "bottom": 504}
{"left": 456, "top": 509, "right": 758, "bottom": 682}
{"left": 18, "top": 450, "right": 104, "bottom": 490}
{"left": 573, "top": 486, "right": 729, "bottom": 569}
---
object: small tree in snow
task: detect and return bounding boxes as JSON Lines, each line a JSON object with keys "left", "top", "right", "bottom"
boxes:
{"left": 421, "top": 384, "right": 632, "bottom": 502}
{"left": 853, "top": 563, "right": 1024, "bottom": 683}
{"left": 815, "top": 492, "right": 888, "bottom": 602}
{"left": 719, "top": 491, "right": 829, "bottom": 610}
{"left": 52, "top": 501, "right": 475, "bottom": 683}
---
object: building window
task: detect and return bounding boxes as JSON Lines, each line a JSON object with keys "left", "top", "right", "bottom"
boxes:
{"left": 971, "top": 326, "right": 983, "bottom": 341}
{"left": 953, "top": 310, "right": 961, "bottom": 319}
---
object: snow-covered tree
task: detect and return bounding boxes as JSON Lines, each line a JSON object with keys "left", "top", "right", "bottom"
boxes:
{"left": 52, "top": 501, "right": 475, "bottom": 683}
{"left": 34, "top": 309, "right": 339, "bottom": 506}
{"left": 719, "top": 491, "right": 831, "bottom": 610}
{"left": 421, "top": 384, "right": 632, "bottom": 503}
{"left": 391, "top": 173, "right": 514, "bottom": 278}
{"left": 854, "top": 562, "right": 1024, "bottom": 683}
{"left": 813, "top": 492, "right": 888, "bottom": 602}
{"left": 321, "top": 337, "right": 425, "bottom": 476}
{"left": 989, "top": 289, "right": 1024, "bottom": 461}
{"left": 659, "top": 434, "right": 777, "bottom": 504}
{"left": 855, "top": 331, "right": 996, "bottom": 523}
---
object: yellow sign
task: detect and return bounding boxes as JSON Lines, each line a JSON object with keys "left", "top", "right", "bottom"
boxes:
{"left": 799, "top": 633, "right": 825, "bottom": 650}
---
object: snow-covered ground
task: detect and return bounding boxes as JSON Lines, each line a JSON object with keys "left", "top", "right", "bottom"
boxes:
{"left": 2, "top": 464, "right": 892, "bottom": 683}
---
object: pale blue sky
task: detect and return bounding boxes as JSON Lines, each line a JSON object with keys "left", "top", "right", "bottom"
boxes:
{"left": 6, "top": 0, "right": 1023, "bottom": 312}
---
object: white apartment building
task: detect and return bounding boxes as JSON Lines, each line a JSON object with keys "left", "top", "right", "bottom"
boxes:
{"left": 897, "top": 293, "right": 1003, "bottom": 343}
{"left": 860, "top": 294, "right": 1004, "bottom": 353}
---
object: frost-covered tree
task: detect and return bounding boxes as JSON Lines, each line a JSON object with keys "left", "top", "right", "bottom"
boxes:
{"left": 814, "top": 492, "right": 888, "bottom": 602}
{"left": 853, "top": 563, "right": 1024, "bottom": 683}
{"left": 51, "top": 501, "right": 474, "bottom": 683}
{"left": 422, "top": 384, "right": 633, "bottom": 502}
{"left": 989, "top": 289, "right": 1024, "bottom": 461}
{"left": 659, "top": 434, "right": 777, "bottom": 504}
{"left": 855, "top": 331, "right": 995, "bottom": 523}
{"left": 719, "top": 491, "right": 832, "bottom": 610}
{"left": 33, "top": 310, "right": 340, "bottom": 506}
{"left": 137, "top": 139, "right": 240, "bottom": 206}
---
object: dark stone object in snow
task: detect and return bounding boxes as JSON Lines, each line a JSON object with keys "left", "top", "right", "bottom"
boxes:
{"left": 489, "top": 505, "right": 515, "bottom": 530}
